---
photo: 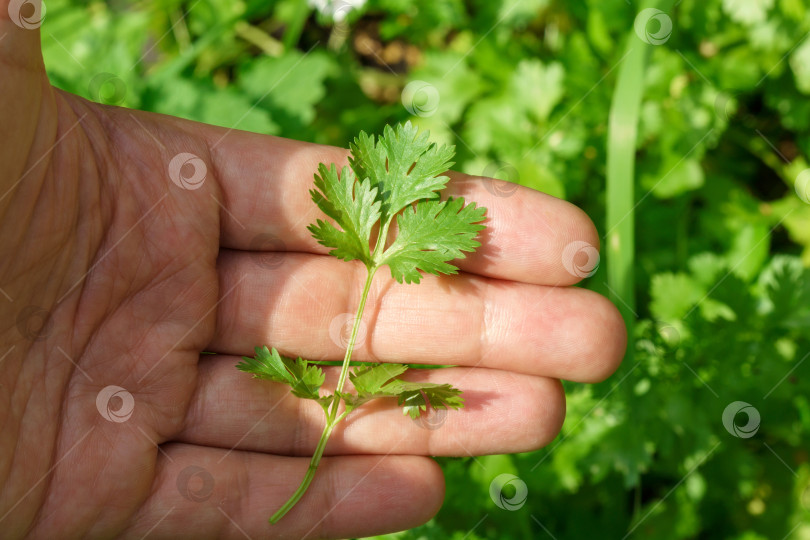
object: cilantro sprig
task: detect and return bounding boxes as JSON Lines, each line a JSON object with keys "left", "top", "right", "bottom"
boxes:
{"left": 237, "top": 122, "right": 486, "bottom": 523}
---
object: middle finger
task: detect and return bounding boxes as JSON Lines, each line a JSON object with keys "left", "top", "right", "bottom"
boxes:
{"left": 207, "top": 250, "right": 625, "bottom": 382}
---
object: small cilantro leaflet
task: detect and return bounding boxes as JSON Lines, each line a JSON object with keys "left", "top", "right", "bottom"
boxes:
{"left": 311, "top": 122, "right": 485, "bottom": 282}
{"left": 339, "top": 363, "right": 464, "bottom": 415}
{"left": 237, "top": 346, "right": 331, "bottom": 408}
{"left": 308, "top": 163, "right": 380, "bottom": 264}
{"left": 339, "top": 362, "right": 408, "bottom": 409}
{"left": 383, "top": 196, "right": 487, "bottom": 284}
{"left": 349, "top": 122, "right": 456, "bottom": 223}
{"left": 349, "top": 362, "right": 409, "bottom": 395}
{"left": 238, "top": 122, "right": 487, "bottom": 523}
{"left": 386, "top": 381, "right": 466, "bottom": 419}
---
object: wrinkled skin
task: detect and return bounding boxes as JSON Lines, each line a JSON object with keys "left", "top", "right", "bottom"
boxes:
{"left": 0, "top": 5, "right": 626, "bottom": 539}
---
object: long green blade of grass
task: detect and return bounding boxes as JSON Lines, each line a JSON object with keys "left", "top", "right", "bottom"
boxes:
{"left": 606, "top": 0, "right": 676, "bottom": 351}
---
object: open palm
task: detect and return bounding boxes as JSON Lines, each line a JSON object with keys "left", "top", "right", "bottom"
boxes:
{"left": 0, "top": 8, "right": 625, "bottom": 539}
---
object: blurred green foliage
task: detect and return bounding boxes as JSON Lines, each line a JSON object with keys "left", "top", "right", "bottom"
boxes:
{"left": 42, "top": 0, "right": 810, "bottom": 537}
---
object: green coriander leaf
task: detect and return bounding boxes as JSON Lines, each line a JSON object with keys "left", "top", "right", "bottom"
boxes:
{"left": 237, "top": 346, "right": 330, "bottom": 404}
{"left": 382, "top": 381, "right": 465, "bottom": 419}
{"left": 760, "top": 255, "right": 810, "bottom": 326}
{"left": 349, "top": 122, "right": 455, "bottom": 224}
{"left": 350, "top": 363, "right": 409, "bottom": 393}
{"left": 237, "top": 346, "right": 294, "bottom": 385}
{"left": 285, "top": 358, "right": 328, "bottom": 402}
{"left": 341, "top": 363, "right": 409, "bottom": 410}
{"left": 308, "top": 164, "right": 381, "bottom": 264}
{"left": 381, "top": 197, "right": 487, "bottom": 284}
{"left": 342, "top": 369, "right": 465, "bottom": 419}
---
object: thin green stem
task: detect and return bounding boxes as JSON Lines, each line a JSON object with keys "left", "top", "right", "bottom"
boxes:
{"left": 331, "top": 267, "right": 377, "bottom": 402}
{"left": 269, "top": 266, "right": 377, "bottom": 523}
{"left": 372, "top": 219, "right": 393, "bottom": 265}
{"left": 269, "top": 421, "right": 335, "bottom": 523}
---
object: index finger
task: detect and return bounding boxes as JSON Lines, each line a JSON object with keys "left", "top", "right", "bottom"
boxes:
{"left": 198, "top": 124, "right": 600, "bottom": 286}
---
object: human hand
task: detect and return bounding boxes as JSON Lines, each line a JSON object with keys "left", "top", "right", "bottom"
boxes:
{"left": 0, "top": 6, "right": 625, "bottom": 539}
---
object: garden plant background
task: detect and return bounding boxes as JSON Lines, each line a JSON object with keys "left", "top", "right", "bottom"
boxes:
{"left": 38, "top": 0, "right": 810, "bottom": 538}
